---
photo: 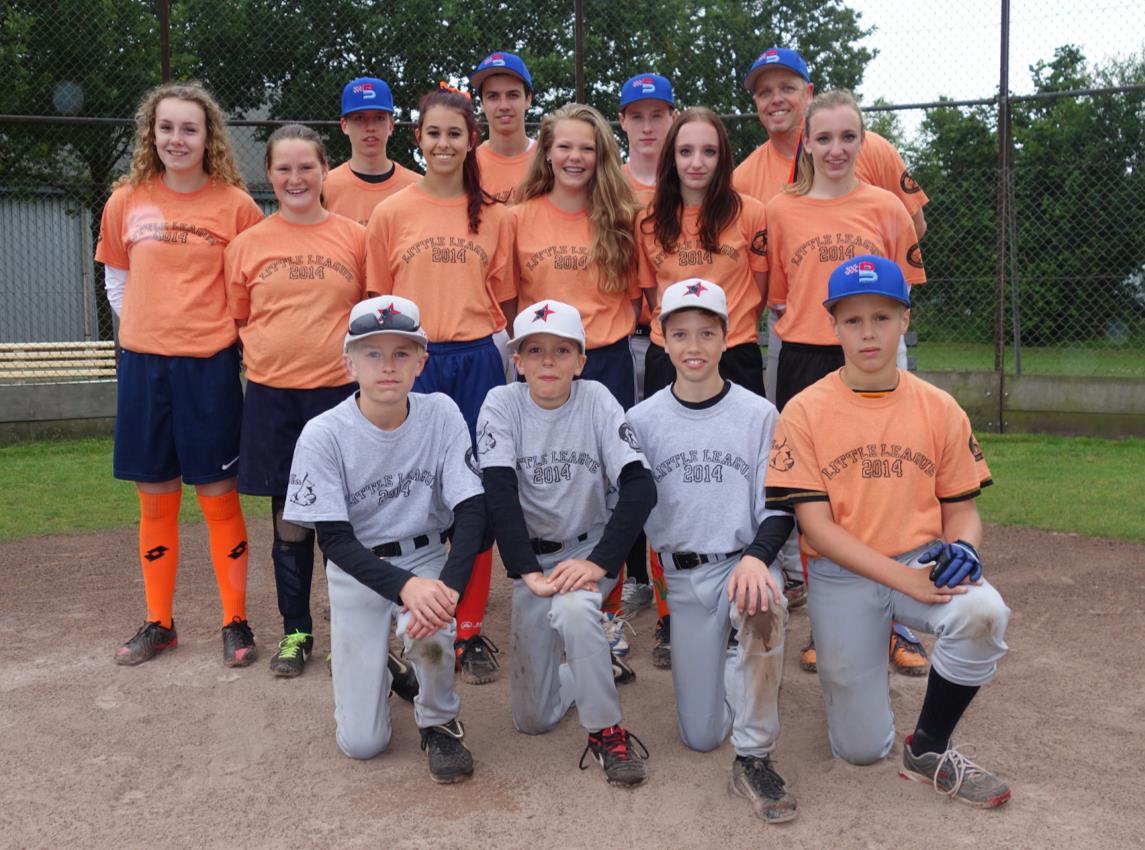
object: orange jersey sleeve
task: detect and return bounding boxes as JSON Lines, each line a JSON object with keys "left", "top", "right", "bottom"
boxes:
{"left": 95, "top": 176, "right": 263, "bottom": 357}
{"left": 765, "top": 184, "right": 926, "bottom": 346}
{"left": 767, "top": 370, "right": 991, "bottom": 559}
{"left": 225, "top": 213, "right": 367, "bottom": 388}
{"left": 476, "top": 142, "right": 534, "bottom": 204}
{"left": 511, "top": 196, "right": 638, "bottom": 349}
{"left": 855, "top": 131, "right": 930, "bottom": 218}
{"left": 324, "top": 161, "right": 421, "bottom": 226}
{"left": 636, "top": 197, "right": 768, "bottom": 347}
{"left": 364, "top": 185, "right": 512, "bottom": 341}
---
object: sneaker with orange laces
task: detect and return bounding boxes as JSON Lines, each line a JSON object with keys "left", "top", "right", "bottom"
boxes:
{"left": 890, "top": 624, "right": 929, "bottom": 676}
{"left": 580, "top": 725, "right": 649, "bottom": 787}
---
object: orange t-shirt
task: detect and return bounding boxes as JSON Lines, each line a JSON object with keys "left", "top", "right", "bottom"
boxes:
{"left": 622, "top": 164, "right": 656, "bottom": 205}
{"left": 365, "top": 185, "right": 514, "bottom": 341}
{"left": 765, "top": 183, "right": 926, "bottom": 346}
{"left": 637, "top": 197, "right": 768, "bottom": 347}
{"left": 324, "top": 161, "right": 421, "bottom": 226}
{"left": 510, "top": 196, "right": 641, "bottom": 349}
{"left": 733, "top": 131, "right": 930, "bottom": 216}
{"left": 766, "top": 370, "right": 992, "bottom": 558}
{"left": 95, "top": 176, "right": 263, "bottom": 357}
{"left": 476, "top": 142, "right": 533, "bottom": 203}
{"left": 225, "top": 213, "right": 367, "bottom": 388}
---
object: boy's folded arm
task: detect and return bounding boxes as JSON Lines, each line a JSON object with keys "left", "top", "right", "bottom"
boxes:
{"left": 314, "top": 520, "right": 416, "bottom": 605}
{"left": 482, "top": 466, "right": 544, "bottom": 578}
{"left": 587, "top": 461, "right": 657, "bottom": 578}
{"left": 439, "top": 494, "right": 486, "bottom": 594}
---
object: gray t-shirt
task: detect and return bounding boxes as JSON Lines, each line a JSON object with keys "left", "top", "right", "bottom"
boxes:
{"left": 476, "top": 380, "right": 647, "bottom": 541}
{"left": 627, "top": 383, "right": 785, "bottom": 554}
{"left": 283, "top": 392, "right": 484, "bottom": 546}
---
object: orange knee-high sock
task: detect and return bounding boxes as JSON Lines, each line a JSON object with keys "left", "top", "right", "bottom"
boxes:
{"left": 650, "top": 550, "right": 671, "bottom": 619}
{"left": 455, "top": 547, "right": 493, "bottom": 642}
{"left": 602, "top": 565, "right": 625, "bottom": 615}
{"left": 138, "top": 489, "right": 182, "bottom": 629}
{"left": 197, "top": 490, "right": 249, "bottom": 626}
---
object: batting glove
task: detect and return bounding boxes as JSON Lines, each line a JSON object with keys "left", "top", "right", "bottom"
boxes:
{"left": 929, "top": 539, "right": 983, "bottom": 588}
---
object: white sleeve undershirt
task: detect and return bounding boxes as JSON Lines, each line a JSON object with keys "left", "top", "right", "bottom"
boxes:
{"left": 104, "top": 266, "right": 127, "bottom": 316}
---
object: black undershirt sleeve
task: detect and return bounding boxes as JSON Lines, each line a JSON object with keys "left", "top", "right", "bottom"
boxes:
{"left": 439, "top": 494, "right": 485, "bottom": 595}
{"left": 743, "top": 514, "right": 796, "bottom": 566}
{"left": 314, "top": 521, "right": 413, "bottom": 605}
{"left": 483, "top": 467, "right": 543, "bottom": 578}
{"left": 587, "top": 461, "right": 658, "bottom": 578}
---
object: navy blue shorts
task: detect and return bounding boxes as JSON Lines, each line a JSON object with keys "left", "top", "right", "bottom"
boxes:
{"left": 583, "top": 336, "right": 636, "bottom": 410}
{"left": 415, "top": 336, "right": 504, "bottom": 440}
{"left": 114, "top": 347, "right": 244, "bottom": 485}
{"left": 238, "top": 380, "right": 357, "bottom": 497}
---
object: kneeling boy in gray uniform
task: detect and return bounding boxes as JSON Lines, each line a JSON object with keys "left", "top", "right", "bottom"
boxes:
{"left": 626, "top": 279, "right": 797, "bottom": 823}
{"left": 284, "top": 295, "right": 484, "bottom": 784}
{"left": 477, "top": 300, "right": 657, "bottom": 787}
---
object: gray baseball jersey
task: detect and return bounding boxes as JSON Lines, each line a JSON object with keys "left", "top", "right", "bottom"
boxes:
{"left": 283, "top": 392, "right": 483, "bottom": 543}
{"left": 627, "top": 382, "right": 786, "bottom": 555}
{"left": 476, "top": 380, "right": 646, "bottom": 541}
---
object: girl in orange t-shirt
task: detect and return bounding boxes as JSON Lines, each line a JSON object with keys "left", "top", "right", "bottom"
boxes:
{"left": 512, "top": 103, "right": 642, "bottom": 409}
{"left": 765, "top": 89, "right": 925, "bottom": 413}
{"left": 638, "top": 107, "right": 769, "bottom": 399}
{"left": 224, "top": 124, "right": 366, "bottom": 677}
{"left": 365, "top": 85, "right": 515, "bottom": 684}
{"left": 95, "top": 82, "right": 263, "bottom": 669}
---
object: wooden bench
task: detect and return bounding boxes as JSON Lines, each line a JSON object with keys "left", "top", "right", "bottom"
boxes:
{"left": 0, "top": 341, "right": 117, "bottom": 382}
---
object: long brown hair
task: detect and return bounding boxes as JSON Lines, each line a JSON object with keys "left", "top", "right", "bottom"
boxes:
{"left": 117, "top": 81, "right": 245, "bottom": 190}
{"left": 518, "top": 103, "right": 640, "bottom": 293}
{"left": 416, "top": 86, "right": 493, "bottom": 234}
{"left": 788, "top": 89, "right": 865, "bottom": 196}
{"left": 645, "top": 107, "right": 741, "bottom": 254}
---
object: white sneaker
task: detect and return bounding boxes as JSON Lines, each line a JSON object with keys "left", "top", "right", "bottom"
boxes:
{"left": 620, "top": 579, "right": 654, "bottom": 617}
{"left": 602, "top": 612, "right": 634, "bottom": 657}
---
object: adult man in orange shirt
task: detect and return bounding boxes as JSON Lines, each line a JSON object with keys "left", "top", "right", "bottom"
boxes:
{"left": 470, "top": 51, "right": 536, "bottom": 203}
{"left": 733, "top": 47, "right": 931, "bottom": 676}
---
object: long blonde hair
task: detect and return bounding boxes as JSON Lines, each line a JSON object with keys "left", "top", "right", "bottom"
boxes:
{"left": 518, "top": 103, "right": 640, "bottom": 293}
{"left": 788, "top": 89, "right": 864, "bottom": 196}
{"left": 116, "top": 81, "right": 246, "bottom": 190}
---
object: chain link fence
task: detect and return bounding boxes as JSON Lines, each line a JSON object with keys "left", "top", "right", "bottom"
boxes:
{"left": 2, "top": 0, "right": 1143, "bottom": 380}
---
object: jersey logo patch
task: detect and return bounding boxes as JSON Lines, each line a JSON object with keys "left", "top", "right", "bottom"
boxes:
{"left": 289, "top": 472, "right": 317, "bottom": 507}
{"left": 464, "top": 446, "right": 482, "bottom": 477}
{"left": 751, "top": 229, "right": 767, "bottom": 257}
{"left": 969, "top": 434, "right": 984, "bottom": 462}
{"left": 477, "top": 422, "right": 496, "bottom": 454}
{"left": 619, "top": 422, "right": 641, "bottom": 451}
{"left": 900, "top": 170, "right": 921, "bottom": 194}
{"left": 907, "top": 242, "right": 924, "bottom": 269}
{"left": 769, "top": 437, "right": 794, "bottom": 472}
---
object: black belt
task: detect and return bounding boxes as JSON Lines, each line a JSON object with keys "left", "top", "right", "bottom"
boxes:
{"left": 632, "top": 324, "right": 651, "bottom": 337}
{"left": 372, "top": 531, "right": 449, "bottom": 558}
{"left": 531, "top": 532, "right": 590, "bottom": 555}
{"left": 664, "top": 549, "right": 744, "bottom": 570}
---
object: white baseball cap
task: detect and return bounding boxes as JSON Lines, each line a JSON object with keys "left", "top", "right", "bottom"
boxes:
{"left": 507, "top": 300, "right": 586, "bottom": 351}
{"left": 657, "top": 278, "right": 728, "bottom": 326}
{"left": 344, "top": 295, "right": 428, "bottom": 351}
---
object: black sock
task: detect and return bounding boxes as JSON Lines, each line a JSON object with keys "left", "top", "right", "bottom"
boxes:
{"left": 911, "top": 668, "right": 979, "bottom": 755}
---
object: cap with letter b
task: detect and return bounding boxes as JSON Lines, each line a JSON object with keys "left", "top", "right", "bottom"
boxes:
{"left": 620, "top": 73, "right": 675, "bottom": 109}
{"left": 341, "top": 77, "right": 395, "bottom": 116}
{"left": 470, "top": 51, "right": 533, "bottom": 94}
{"left": 344, "top": 295, "right": 428, "bottom": 351}
{"left": 743, "top": 47, "right": 811, "bottom": 91}
{"left": 824, "top": 255, "right": 911, "bottom": 309}
{"left": 658, "top": 278, "right": 728, "bottom": 326}
{"left": 508, "top": 300, "right": 586, "bottom": 351}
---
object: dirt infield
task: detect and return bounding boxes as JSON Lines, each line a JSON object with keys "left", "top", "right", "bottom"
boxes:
{"left": 2, "top": 521, "right": 1142, "bottom": 848}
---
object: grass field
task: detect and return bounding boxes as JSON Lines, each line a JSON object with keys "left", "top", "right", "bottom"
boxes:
{"left": 0, "top": 434, "right": 1141, "bottom": 544}
{"left": 914, "top": 341, "right": 1145, "bottom": 378}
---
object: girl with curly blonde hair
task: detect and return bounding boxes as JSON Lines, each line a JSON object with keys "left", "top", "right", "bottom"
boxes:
{"left": 96, "top": 81, "right": 263, "bottom": 669}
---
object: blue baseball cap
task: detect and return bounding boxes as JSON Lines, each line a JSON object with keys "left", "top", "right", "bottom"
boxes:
{"left": 341, "top": 77, "right": 394, "bottom": 116}
{"left": 824, "top": 255, "right": 911, "bottom": 309}
{"left": 470, "top": 51, "right": 533, "bottom": 94}
{"left": 619, "top": 73, "right": 675, "bottom": 109}
{"left": 743, "top": 47, "right": 811, "bottom": 92}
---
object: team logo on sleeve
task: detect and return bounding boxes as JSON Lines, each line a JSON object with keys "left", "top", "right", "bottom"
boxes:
{"left": 476, "top": 422, "right": 496, "bottom": 454}
{"left": 907, "top": 243, "right": 924, "bottom": 269}
{"left": 751, "top": 229, "right": 767, "bottom": 257}
{"left": 900, "top": 170, "right": 921, "bottom": 194}
{"left": 288, "top": 472, "right": 317, "bottom": 507}
{"left": 769, "top": 437, "right": 794, "bottom": 472}
{"left": 619, "top": 422, "right": 641, "bottom": 451}
{"left": 464, "top": 447, "right": 482, "bottom": 477}
{"left": 969, "top": 434, "right": 984, "bottom": 462}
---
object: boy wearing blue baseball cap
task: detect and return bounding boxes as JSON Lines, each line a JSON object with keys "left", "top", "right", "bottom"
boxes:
{"left": 470, "top": 51, "right": 535, "bottom": 203}
{"left": 765, "top": 255, "right": 1012, "bottom": 809}
{"left": 325, "top": 76, "right": 421, "bottom": 225}
{"left": 617, "top": 73, "right": 678, "bottom": 202}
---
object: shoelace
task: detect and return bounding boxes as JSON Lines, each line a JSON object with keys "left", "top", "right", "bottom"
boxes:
{"left": 225, "top": 618, "right": 253, "bottom": 641}
{"left": 277, "top": 631, "right": 311, "bottom": 659}
{"left": 932, "top": 747, "right": 988, "bottom": 797}
{"left": 463, "top": 635, "right": 500, "bottom": 661}
{"left": 578, "top": 725, "right": 650, "bottom": 770}
{"left": 743, "top": 757, "right": 787, "bottom": 797}
{"left": 602, "top": 614, "right": 635, "bottom": 642}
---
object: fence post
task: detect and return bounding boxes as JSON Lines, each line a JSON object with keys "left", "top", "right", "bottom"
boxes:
{"left": 159, "top": 0, "right": 171, "bottom": 83}
{"left": 994, "top": 0, "right": 1011, "bottom": 432}
{"left": 574, "top": 0, "right": 586, "bottom": 103}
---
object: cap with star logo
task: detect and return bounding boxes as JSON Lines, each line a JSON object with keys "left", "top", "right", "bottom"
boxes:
{"left": 657, "top": 278, "right": 728, "bottom": 326}
{"left": 344, "top": 295, "right": 429, "bottom": 351}
{"left": 507, "top": 299, "right": 586, "bottom": 352}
